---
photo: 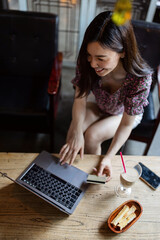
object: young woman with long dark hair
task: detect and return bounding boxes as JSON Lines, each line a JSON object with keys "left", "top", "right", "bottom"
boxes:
{"left": 59, "top": 11, "right": 152, "bottom": 181}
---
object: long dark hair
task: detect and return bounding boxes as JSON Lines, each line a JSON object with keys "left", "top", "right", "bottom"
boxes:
{"left": 77, "top": 11, "right": 152, "bottom": 97}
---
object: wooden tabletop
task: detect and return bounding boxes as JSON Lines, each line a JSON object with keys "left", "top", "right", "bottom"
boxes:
{"left": 0, "top": 152, "right": 160, "bottom": 240}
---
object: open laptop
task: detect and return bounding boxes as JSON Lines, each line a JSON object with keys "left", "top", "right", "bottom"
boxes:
{"left": 15, "top": 151, "right": 89, "bottom": 214}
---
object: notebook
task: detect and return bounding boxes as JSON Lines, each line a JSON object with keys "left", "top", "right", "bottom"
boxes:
{"left": 15, "top": 151, "right": 88, "bottom": 214}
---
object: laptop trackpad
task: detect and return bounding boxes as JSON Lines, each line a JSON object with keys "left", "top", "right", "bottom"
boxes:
{"left": 35, "top": 151, "right": 88, "bottom": 189}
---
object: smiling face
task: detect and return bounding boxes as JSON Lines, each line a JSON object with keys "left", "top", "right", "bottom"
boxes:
{"left": 87, "top": 41, "right": 124, "bottom": 77}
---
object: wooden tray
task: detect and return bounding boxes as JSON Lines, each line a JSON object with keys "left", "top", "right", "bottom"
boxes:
{"left": 107, "top": 200, "right": 143, "bottom": 233}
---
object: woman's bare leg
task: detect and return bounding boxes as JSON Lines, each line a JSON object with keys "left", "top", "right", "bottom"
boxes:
{"left": 83, "top": 102, "right": 103, "bottom": 132}
{"left": 80, "top": 101, "right": 123, "bottom": 155}
{"left": 84, "top": 114, "right": 123, "bottom": 154}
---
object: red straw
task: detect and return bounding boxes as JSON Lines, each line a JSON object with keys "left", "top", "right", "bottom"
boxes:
{"left": 120, "top": 152, "right": 126, "bottom": 173}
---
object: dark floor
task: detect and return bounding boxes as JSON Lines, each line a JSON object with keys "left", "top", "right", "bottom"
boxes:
{"left": 0, "top": 96, "right": 73, "bottom": 153}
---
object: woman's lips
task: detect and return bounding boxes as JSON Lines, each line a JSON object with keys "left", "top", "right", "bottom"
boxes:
{"left": 95, "top": 68, "right": 104, "bottom": 73}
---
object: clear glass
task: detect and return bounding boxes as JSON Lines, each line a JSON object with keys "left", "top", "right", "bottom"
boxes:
{"left": 115, "top": 160, "right": 142, "bottom": 197}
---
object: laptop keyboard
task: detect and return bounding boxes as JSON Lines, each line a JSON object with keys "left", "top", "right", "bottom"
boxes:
{"left": 21, "top": 164, "right": 82, "bottom": 209}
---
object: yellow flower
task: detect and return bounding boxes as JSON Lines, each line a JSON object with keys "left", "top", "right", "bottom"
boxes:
{"left": 112, "top": 0, "right": 132, "bottom": 26}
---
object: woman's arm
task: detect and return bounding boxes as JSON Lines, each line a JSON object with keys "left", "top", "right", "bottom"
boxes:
{"left": 97, "top": 112, "right": 136, "bottom": 180}
{"left": 106, "top": 112, "right": 136, "bottom": 158}
{"left": 59, "top": 86, "right": 87, "bottom": 165}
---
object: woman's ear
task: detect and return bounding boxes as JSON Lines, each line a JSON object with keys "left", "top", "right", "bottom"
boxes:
{"left": 120, "top": 52, "right": 125, "bottom": 58}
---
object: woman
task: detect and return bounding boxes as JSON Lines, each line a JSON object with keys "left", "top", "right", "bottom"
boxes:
{"left": 59, "top": 11, "right": 152, "bottom": 181}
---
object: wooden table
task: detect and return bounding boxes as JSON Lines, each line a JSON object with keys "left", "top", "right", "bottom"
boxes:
{"left": 0, "top": 153, "right": 160, "bottom": 240}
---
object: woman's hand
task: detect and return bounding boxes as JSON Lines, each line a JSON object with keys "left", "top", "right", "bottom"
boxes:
{"left": 59, "top": 126, "right": 84, "bottom": 165}
{"left": 93, "top": 112, "right": 136, "bottom": 182}
{"left": 59, "top": 86, "right": 87, "bottom": 166}
{"left": 94, "top": 157, "right": 112, "bottom": 182}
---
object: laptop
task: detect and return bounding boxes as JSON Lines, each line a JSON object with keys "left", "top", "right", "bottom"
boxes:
{"left": 15, "top": 151, "right": 89, "bottom": 214}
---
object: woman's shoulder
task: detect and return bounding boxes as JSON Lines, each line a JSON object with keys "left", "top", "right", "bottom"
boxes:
{"left": 124, "top": 72, "right": 152, "bottom": 88}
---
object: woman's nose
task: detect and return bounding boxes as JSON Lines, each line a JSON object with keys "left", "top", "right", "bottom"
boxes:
{"left": 90, "top": 58, "right": 98, "bottom": 68}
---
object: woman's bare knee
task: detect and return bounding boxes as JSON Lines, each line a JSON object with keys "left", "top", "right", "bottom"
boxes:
{"left": 83, "top": 115, "right": 122, "bottom": 154}
{"left": 84, "top": 128, "right": 102, "bottom": 154}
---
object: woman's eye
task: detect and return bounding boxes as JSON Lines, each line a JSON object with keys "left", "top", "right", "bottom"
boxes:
{"left": 98, "top": 58, "right": 103, "bottom": 61}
